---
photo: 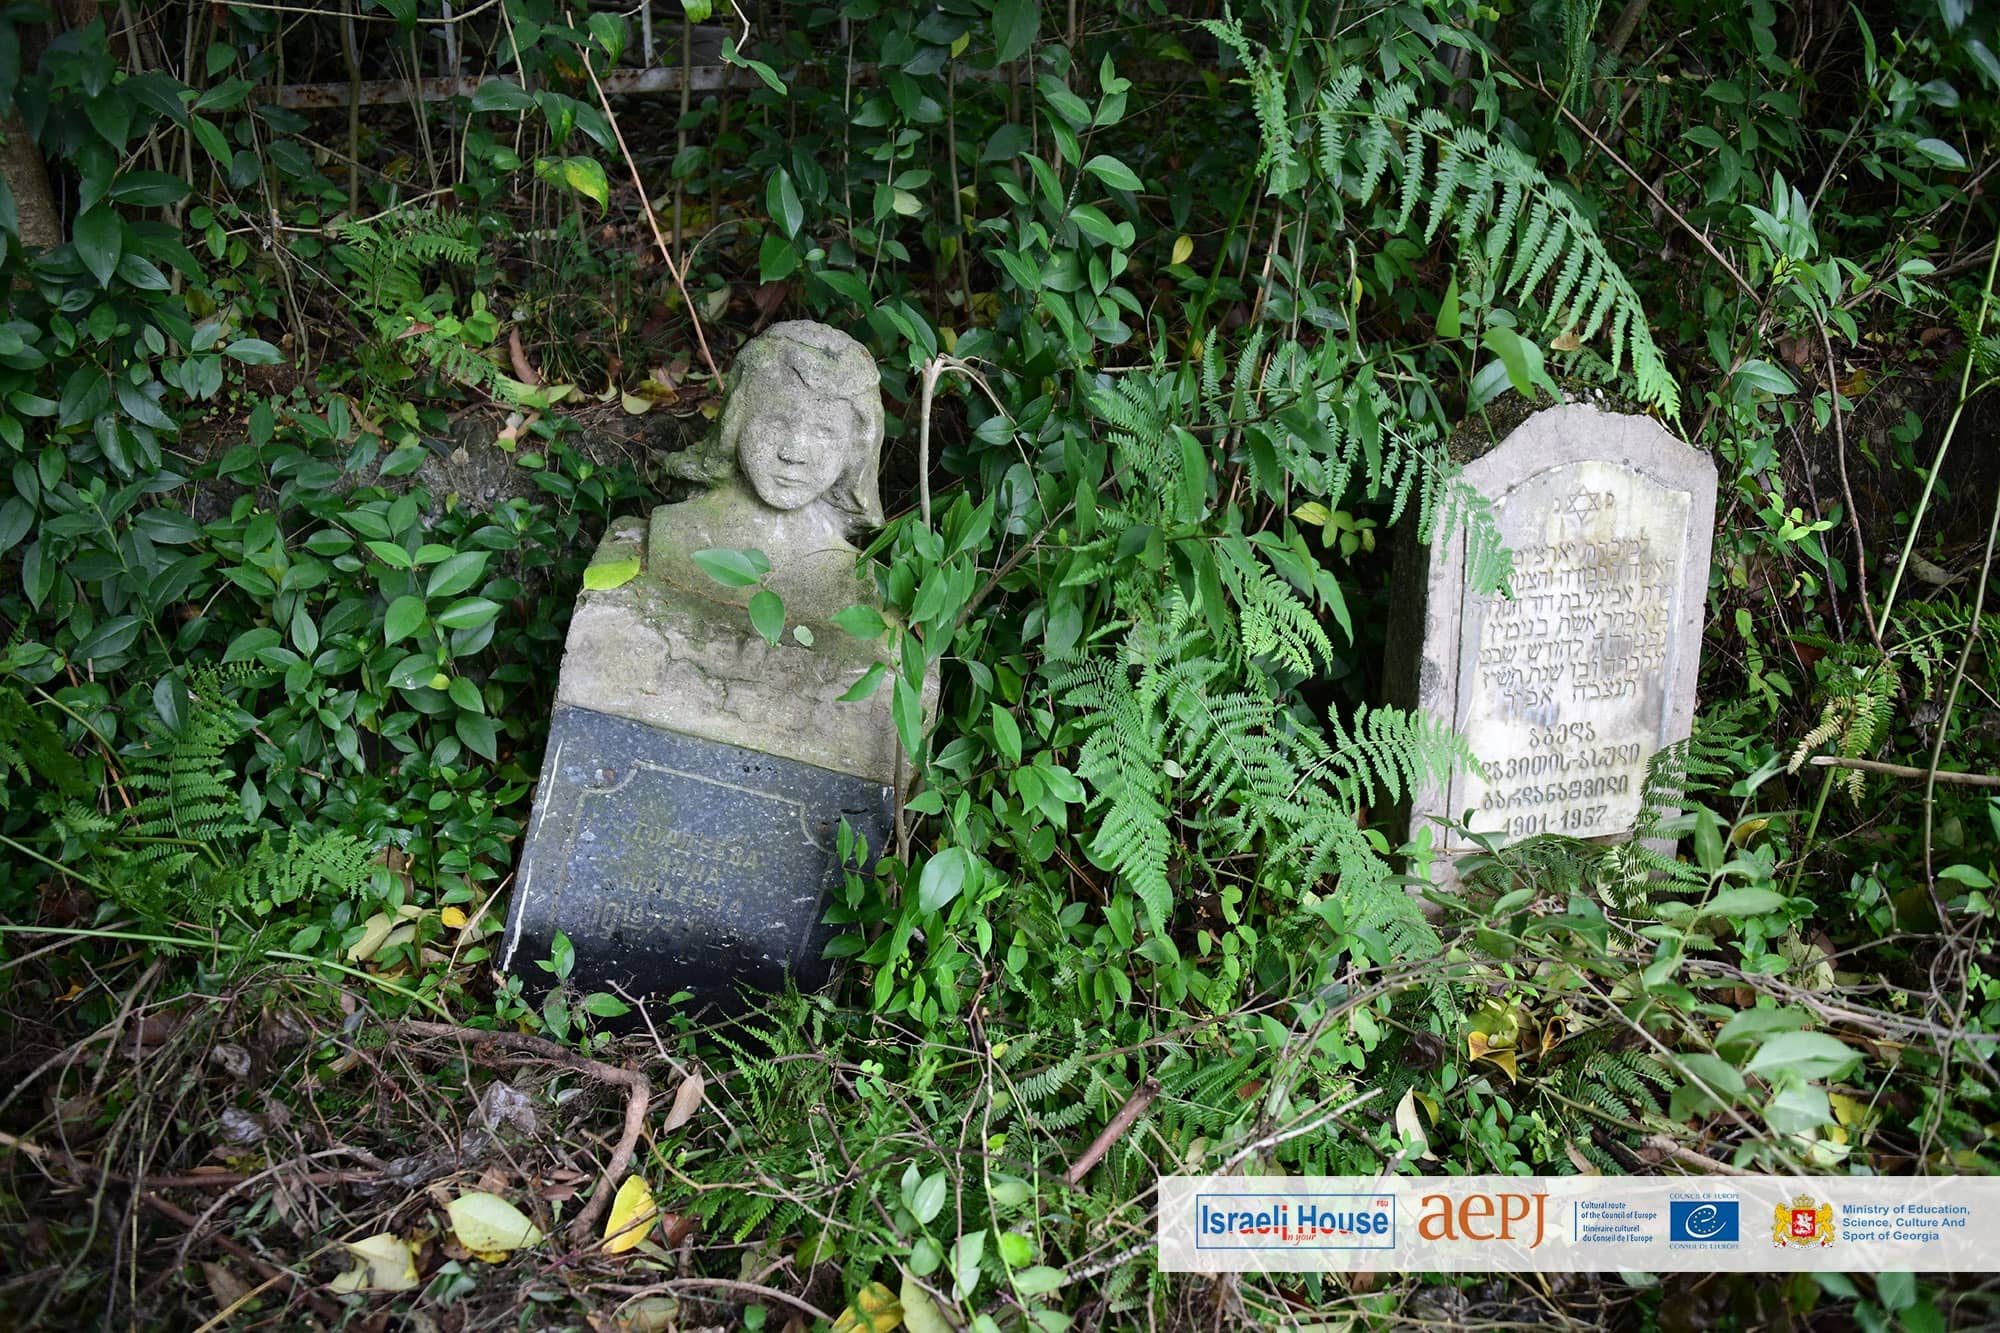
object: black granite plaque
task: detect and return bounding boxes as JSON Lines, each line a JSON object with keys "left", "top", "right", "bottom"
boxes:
{"left": 502, "top": 703, "right": 894, "bottom": 1010}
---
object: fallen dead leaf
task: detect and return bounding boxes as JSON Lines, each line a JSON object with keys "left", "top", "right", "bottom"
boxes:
{"left": 446, "top": 1191, "right": 544, "bottom": 1253}
{"left": 662, "top": 1072, "right": 705, "bottom": 1132}
{"left": 201, "top": 1261, "right": 253, "bottom": 1312}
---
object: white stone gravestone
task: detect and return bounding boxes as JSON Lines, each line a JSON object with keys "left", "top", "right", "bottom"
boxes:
{"left": 1393, "top": 403, "right": 1716, "bottom": 880}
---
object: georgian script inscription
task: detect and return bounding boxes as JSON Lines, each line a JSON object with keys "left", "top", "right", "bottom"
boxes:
{"left": 1446, "top": 460, "right": 1690, "bottom": 849}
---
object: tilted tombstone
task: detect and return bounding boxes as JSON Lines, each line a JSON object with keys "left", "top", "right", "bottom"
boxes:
{"left": 503, "top": 322, "right": 919, "bottom": 1010}
{"left": 1387, "top": 403, "right": 1716, "bottom": 883}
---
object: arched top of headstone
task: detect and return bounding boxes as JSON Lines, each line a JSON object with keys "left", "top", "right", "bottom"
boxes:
{"left": 1461, "top": 403, "right": 1715, "bottom": 496}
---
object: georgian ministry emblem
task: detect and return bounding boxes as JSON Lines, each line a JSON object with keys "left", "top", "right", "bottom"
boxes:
{"left": 1773, "top": 1195, "right": 1836, "bottom": 1247}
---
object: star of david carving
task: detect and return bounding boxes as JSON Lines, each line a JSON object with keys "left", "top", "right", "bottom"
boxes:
{"left": 1562, "top": 488, "right": 1613, "bottom": 519}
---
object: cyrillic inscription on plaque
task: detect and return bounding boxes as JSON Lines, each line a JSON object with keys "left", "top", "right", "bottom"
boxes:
{"left": 1445, "top": 459, "right": 1689, "bottom": 848}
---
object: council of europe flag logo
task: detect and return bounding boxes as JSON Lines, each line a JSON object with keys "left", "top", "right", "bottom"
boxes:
{"left": 1669, "top": 1200, "right": 1740, "bottom": 1243}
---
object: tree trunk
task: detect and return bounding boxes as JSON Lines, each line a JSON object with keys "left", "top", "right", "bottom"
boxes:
{"left": 1, "top": 113, "right": 60, "bottom": 251}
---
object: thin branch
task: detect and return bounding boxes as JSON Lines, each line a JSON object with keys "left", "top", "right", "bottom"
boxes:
{"left": 581, "top": 56, "right": 724, "bottom": 393}
{"left": 1808, "top": 754, "right": 2000, "bottom": 789}
{"left": 616, "top": 1277, "right": 832, "bottom": 1323}
{"left": 394, "top": 1021, "right": 651, "bottom": 1243}
{"left": 1063, "top": 1078, "right": 1159, "bottom": 1185}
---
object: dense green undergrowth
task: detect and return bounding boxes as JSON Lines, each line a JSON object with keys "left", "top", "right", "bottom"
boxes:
{"left": 2, "top": 0, "right": 1999, "bottom": 1327}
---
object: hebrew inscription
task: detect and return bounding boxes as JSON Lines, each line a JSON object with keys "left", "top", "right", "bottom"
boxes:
{"left": 1445, "top": 458, "right": 1691, "bottom": 848}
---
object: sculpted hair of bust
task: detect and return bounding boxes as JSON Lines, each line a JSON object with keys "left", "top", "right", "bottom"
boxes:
{"left": 665, "top": 321, "right": 886, "bottom": 534}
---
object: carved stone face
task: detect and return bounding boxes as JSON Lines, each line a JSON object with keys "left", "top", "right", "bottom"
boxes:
{"left": 737, "top": 401, "right": 853, "bottom": 512}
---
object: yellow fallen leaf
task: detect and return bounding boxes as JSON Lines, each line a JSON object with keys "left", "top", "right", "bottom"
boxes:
{"left": 1731, "top": 817, "right": 1771, "bottom": 846}
{"left": 1467, "top": 1030, "right": 1519, "bottom": 1081}
{"left": 447, "top": 1192, "right": 545, "bottom": 1253}
{"left": 346, "top": 913, "right": 393, "bottom": 963}
{"left": 440, "top": 906, "right": 468, "bottom": 929}
{"left": 328, "top": 1232, "right": 419, "bottom": 1292}
{"left": 616, "top": 1296, "right": 682, "bottom": 1332}
{"left": 603, "top": 1175, "right": 659, "bottom": 1254}
{"left": 1171, "top": 234, "right": 1194, "bottom": 266}
{"left": 900, "top": 1271, "right": 952, "bottom": 1333}
{"left": 1394, "top": 1088, "right": 1436, "bottom": 1161}
{"left": 832, "top": 1281, "right": 902, "bottom": 1333}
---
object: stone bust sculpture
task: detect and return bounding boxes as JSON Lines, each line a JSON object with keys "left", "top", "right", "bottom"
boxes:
{"left": 556, "top": 320, "right": 920, "bottom": 787}
{"left": 647, "top": 321, "right": 884, "bottom": 618}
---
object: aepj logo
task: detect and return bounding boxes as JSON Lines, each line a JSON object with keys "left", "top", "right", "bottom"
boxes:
{"left": 1670, "top": 1199, "right": 1741, "bottom": 1243}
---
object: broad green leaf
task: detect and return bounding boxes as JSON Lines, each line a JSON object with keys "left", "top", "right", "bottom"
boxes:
{"left": 679, "top": 0, "right": 712, "bottom": 19}
{"left": 1716, "top": 1005, "right": 1812, "bottom": 1053}
{"left": 108, "top": 172, "right": 191, "bottom": 207}
{"left": 839, "top": 661, "right": 887, "bottom": 702}
{"left": 1699, "top": 887, "right": 1789, "bottom": 918}
{"left": 990, "top": 704, "right": 1022, "bottom": 765}
{"left": 1912, "top": 137, "right": 1966, "bottom": 169}
{"left": 468, "top": 78, "right": 535, "bottom": 112}
{"left": 691, "top": 547, "right": 770, "bottom": 587}
{"left": 992, "top": 0, "right": 1038, "bottom": 62}
{"left": 900, "top": 1272, "right": 953, "bottom": 1333}
{"left": 1037, "top": 74, "right": 1091, "bottom": 128}
{"left": 455, "top": 711, "right": 499, "bottom": 760}
{"left": 223, "top": 338, "right": 284, "bottom": 365}
{"left": 427, "top": 550, "right": 489, "bottom": 598}
{"left": 1437, "top": 275, "right": 1461, "bottom": 338}
{"left": 583, "top": 554, "right": 641, "bottom": 590}
{"left": 950, "top": 1229, "right": 986, "bottom": 1300}
{"left": 749, "top": 588, "right": 785, "bottom": 646}
{"left": 892, "top": 673, "right": 922, "bottom": 757}
{"left": 1732, "top": 358, "right": 1797, "bottom": 397}
{"left": 73, "top": 206, "right": 122, "bottom": 287}
{"left": 832, "top": 604, "right": 888, "bottom": 640}
{"left": 768, "top": 168, "right": 804, "bottom": 238}
{"left": 918, "top": 847, "right": 973, "bottom": 914}
{"left": 1082, "top": 153, "right": 1141, "bottom": 191}
{"left": 384, "top": 595, "right": 426, "bottom": 644}
{"left": 587, "top": 12, "right": 627, "bottom": 65}
{"left": 563, "top": 156, "right": 609, "bottom": 210}
{"left": 910, "top": 1171, "right": 948, "bottom": 1224}
{"left": 1481, "top": 326, "right": 1550, "bottom": 400}
{"left": 1745, "top": 1031, "right": 1862, "bottom": 1084}
{"left": 435, "top": 596, "right": 501, "bottom": 629}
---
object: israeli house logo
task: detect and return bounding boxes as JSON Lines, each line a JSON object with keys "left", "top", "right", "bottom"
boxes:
{"left": 1670, "top": 1199, "right": 1741, "bottom": 1244}
{"left": 1195, "top": 1194, "right": 1395, "bottom": 1249}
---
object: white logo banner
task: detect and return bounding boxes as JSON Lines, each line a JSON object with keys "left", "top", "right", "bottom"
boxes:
{"left": 1157, "top": 1175, "right": 1997, "bottom": 1272}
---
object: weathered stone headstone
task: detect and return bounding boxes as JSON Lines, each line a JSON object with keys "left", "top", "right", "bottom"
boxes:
{"left": 503, "top": 322, "right": 918, "bottom": 1009}
{"left": 1389, "top": 403, "right": 1716, "bottom": 880}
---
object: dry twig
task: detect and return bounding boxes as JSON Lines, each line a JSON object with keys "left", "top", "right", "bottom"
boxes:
{"left": 394, "top": 1021, "right": 651, "bottom": 1243}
